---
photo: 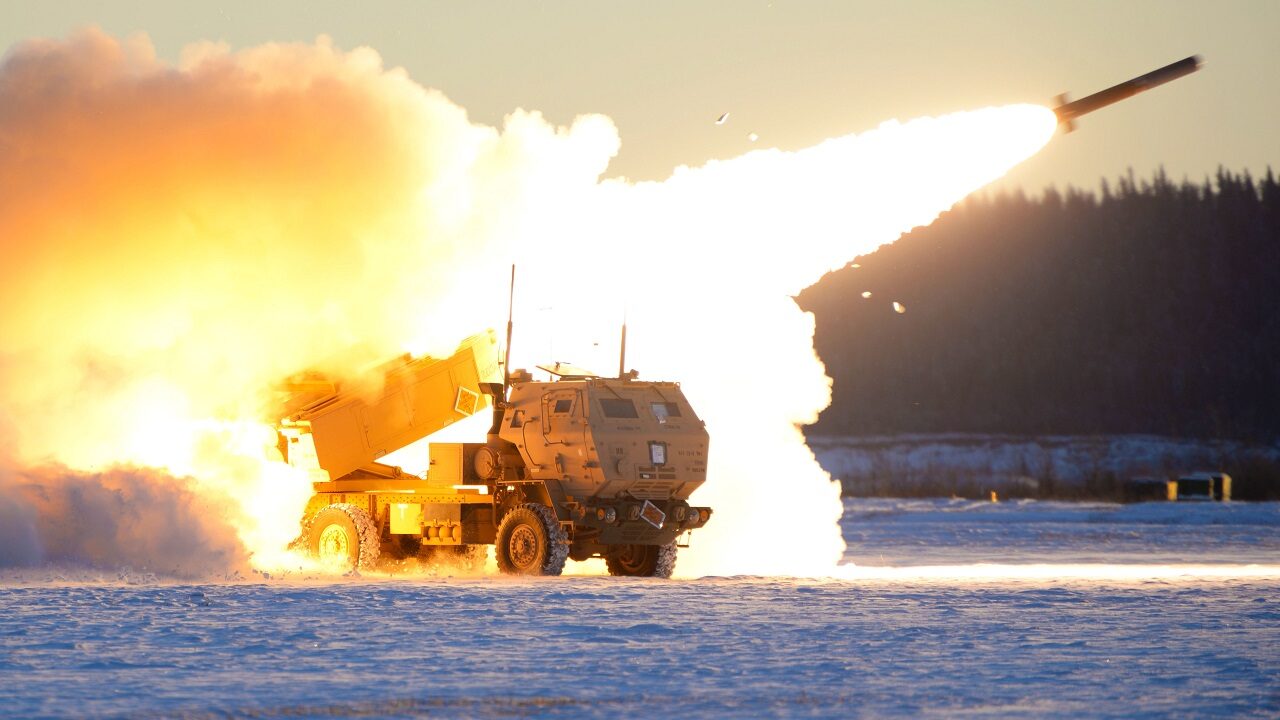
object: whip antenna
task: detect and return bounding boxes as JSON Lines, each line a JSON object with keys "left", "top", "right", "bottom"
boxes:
{"left": 618, "top": 307, "right": 628, "bottom": 379}
{"left": 504, "top": 264, "right": 515, "bottom": 390}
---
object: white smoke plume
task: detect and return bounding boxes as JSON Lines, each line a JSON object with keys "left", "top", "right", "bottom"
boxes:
{"left": 0, "top": 459, "right": 247, "bottom": 578}
{"left": 0, "top": 29, "right": 1056, "bottom": 577}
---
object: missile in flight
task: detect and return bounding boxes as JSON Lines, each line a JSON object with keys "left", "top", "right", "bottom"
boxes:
{"left": 1053, "top": 55, "right": 1202, "bottom": 132}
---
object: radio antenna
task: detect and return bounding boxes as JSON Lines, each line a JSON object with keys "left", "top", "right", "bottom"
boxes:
{"left": 617, "top": 306, "right": 628, "bottom": 379}
{"left": 504, "top": 264, "right": 515, "bottom": 390}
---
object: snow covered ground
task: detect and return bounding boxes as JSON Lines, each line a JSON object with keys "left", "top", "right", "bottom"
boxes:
{"left": 842, "top": 497, "right": 1280, "bottom": 566}
{"left": 2, "top": 499, "right": 1278, "bottom": 718}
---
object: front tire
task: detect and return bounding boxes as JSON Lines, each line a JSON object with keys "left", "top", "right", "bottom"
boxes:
{"left": 305, "top": 504, "right": 380, "bottom": 571}
{"left": 495, "top": 505, "right": 568, "bottom": 576}
{"left": 606, "top": 542, "right": 677, "bottom": 578}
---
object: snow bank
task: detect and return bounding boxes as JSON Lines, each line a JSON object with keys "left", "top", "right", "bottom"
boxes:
{"left": 810, "top": 433, "right": 1280, "bottom": 495}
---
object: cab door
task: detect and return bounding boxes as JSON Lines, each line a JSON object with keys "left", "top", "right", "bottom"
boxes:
{"left": 540, "top": 388, "right": 589, "bottom": 482}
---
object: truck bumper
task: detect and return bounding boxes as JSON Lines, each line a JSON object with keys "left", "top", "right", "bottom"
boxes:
{"left": 572, "top": 499, "right": 712, "bottom": 546}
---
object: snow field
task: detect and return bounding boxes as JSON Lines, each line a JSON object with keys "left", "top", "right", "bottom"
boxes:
{"left": 0, "top": 499, "right": 1276, "bottom": 718}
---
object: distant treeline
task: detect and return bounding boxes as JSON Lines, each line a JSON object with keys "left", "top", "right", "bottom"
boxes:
{"left": 798, "top": 168, "right": 1280, "bottom": 444}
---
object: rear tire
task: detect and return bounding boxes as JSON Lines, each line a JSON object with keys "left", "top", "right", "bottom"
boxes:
{"left": 305, "top": 504, "right": 380, "bottom": 571}
{"left": 495, "top": 505, "right": 567, "bottom": 576}
{"left": 606, "top": 542, "right": 676, "bottom": 578}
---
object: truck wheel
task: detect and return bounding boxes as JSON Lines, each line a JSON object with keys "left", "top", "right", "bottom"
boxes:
{"left": 305, "top": 504, "right": 380, "bottom": 571}
{"left": 606, "top": 542, "right": 677, "bottom": 578}
{"left": 495, "top": 504, "right": 567, "bottom": 576}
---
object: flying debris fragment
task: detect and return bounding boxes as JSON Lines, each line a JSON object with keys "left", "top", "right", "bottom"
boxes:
{"left": 747, "top": 132, "right": 759, "bottom": 142}
{"left": 1052, "top": 55, "right": 1201, "bottom": 132}
{"left": 893, "top": 301, "right": 906, "bottom": 314}
{"left": 861, "top": 291, "right": 872, "bottom": 299}
{"left": 851, "top": 263, "right": 861, "bottom": 269}
{"left": 716, "top": 112, "right": 729, "bottom": 125}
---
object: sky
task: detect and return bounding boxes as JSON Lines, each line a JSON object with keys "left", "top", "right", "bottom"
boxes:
{"left": 2, "top": 1, "right": 1276, "bottom": 196}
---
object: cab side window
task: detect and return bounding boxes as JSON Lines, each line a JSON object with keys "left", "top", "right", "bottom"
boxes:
{"left": 600, "top": 398, "right": 639, "bottom": 418}
{"left": 650, "top": 402, "right": 681, "bottom": 423}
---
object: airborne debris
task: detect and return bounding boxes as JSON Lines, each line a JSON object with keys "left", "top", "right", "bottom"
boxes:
{"left": 715, "top": 112, "right": 729, "bottom": 125}
{"left": 747, "top": 132, "right": 759, "bottom": 142}
{"left": 893, "top": 301, "right": 906, "bottom": 314}
{"left": 852, "top": 263, "right": 861, "bottom": 269}
{"left": 861, "top": 291, "right": 872, "bottom": 299}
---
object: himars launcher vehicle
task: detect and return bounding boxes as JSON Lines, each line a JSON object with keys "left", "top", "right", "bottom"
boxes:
{"left": 275, "top": 328, "right": 712, "bottom": 578}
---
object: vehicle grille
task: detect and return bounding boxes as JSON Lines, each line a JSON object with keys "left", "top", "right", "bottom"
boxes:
{"left": 630, "top": 479, "right": 676, "bottom": 499}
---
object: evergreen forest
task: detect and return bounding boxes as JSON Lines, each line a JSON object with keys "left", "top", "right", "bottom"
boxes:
{"left": 798, "top": 168, "right": 1280, "bottom": 444}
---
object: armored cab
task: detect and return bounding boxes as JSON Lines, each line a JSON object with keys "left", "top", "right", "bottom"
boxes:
{"left": 480, "top": 364, "right": 712, "bottom": 575}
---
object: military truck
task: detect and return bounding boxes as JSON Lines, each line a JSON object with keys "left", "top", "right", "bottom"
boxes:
{"left": 276, "top": 330, "right": 712, "bottom": 577}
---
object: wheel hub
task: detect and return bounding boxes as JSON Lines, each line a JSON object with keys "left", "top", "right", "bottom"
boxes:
{"left": 508, "top": 525, "right": 539, "bottom": 570}
{"left": 317, "top": 524, "right": 351, "bottom": 566}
